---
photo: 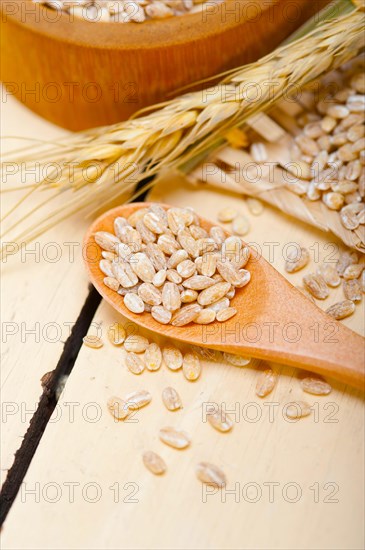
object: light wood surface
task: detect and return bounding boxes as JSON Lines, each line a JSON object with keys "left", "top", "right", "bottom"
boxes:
{"left": 0, "top": 91, "right": 90, "bottom": 485}
{"left": 0, "top": 0, "right": 329, "bottom": 130}
{"left": 1, "top": 171, "right": 364, "bottom": 549}
{"left": 84, "top": 202, "right": 365, "bottom": 388}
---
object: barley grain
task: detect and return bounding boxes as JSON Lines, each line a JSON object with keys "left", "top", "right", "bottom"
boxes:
{"left": 337, "top": 250, "right": 358, "bottom": 275}
{"left": 218, "top": 207, "right": 237, "bottom": 223}
{"left": 223, "top": 352, "right": 250, "bottom": 366}
{"left": 182, "top": 275, "right": 215, "bottom": 290}
{"left": 209, "top": 297, "right": 230, "bottom": 312}
{"left": 235, "top": 269, "right": 251, "bottom": 288}
{"left": 321, "top": 116, "right": 337, "bottom": 133}
{"left": 232, "top": 214, "right": 250, "bottom": 236}
{"left": 226, "top": 287, "right": 235, "bottom": 299}
{"left": 343, "top": 279, "right": 362, "bottom": 301}
{"left": 101, "top": 251, "right": 116, "bottom": 261}
{"left": 138, "top": 282, "right": 162, "bottom": 305}
{"left": 327, "top": 104, "right": 350, "bottom": 119}
{"left": 167, "top": 249, "right": 189, "bottom": 269}
{"left": 162, "top": 387, "right": 182, "bottom": 411}
{"left": 193, "top": 346, "right": 222, "bottom": 362}
{"left": 300, "top": 377, "right": 332, "bottom": 395}
{"left": 83, "top": 335, "right": 103, "bottom": 349}
{"left": 167, "top": 207, "right": 194, "bottom": 234}
{"left": 125, "top": 390, "right": 152, "bottom": 410}
{"left": 135, "top": 220, "right": 156, "bottom": 244}
{"left": 117, "top": 225, "right": 143, "bottom": 251}
{"left": 128, "top": 208, "right": 149, "bottom": 228}
{"left": 216, "top": 307, "right": 237, "bottom": 322}
{"left": 157, "top": 234, "right": 180, "bottom": 255}
{"left": 189, "top": 224, "right": 208, "bottom": 240}
{"left": 196, "top": 462, "right": 226, "bottom": 488}
{"left": 222, "top": 236, "right": 243, "bottom": 256}
{"left": 148, "top": 204, "right": 168, "bottom": 225}
{"left": 177, "top": 229, "right": 198, "bottom": 258}
{"left": 210, "top": 225, "right": 226, "bottom": 245}
{"left": 94, "top": 231, "right": 120, "bottom": 252}
{"left": 194, "top": 309, "right": 216, "bottom": 324}
{"left": 126, "top": 352, "right": 145, "bottom": 375}
{"left": 103, "top": 276, "right": 120, "bottom": 291}
{"left": 323, "top": 191, "right": 345, "bottom": 210}
{"left": 197, "top": 282, "right": 231, "bottom": 306}
{"left": 285, "top": 401, "right": 311, "bottom": 419}
{"left": 181, "top": 289, "right": 199, "bottom": 303}
{"left": 152, "top": 269, "right": 167, "bottom": 287}
{"left": 166, "top": 268, "right": 183, "bottom": 284}
{"left": 130, "top": 252, "right": 156, "bottom": 283}
{"left": 112, "top": 259, "right": 139, "bottom": 288}
{"left": 183, "top": 352, "right": 201, "bottom": 380}
{"left": 124, "top": 292, "right": 145, "bottom": 313}
{"left": 145, "top": 243, "right": 167, "bottom": 271}
{"left": 229, "top": 245, "right": 250, "bottom": 269}
{"left": 144, "top": 343, "right": 162, "bottom": 371}
{"left": 118, "top": 283, "right": 140, "bottom": 296}
{"left": 124, "top": 334, "right": 149, "bottom": 353}
{"left": 143, "top": 212, "right": 167, "bottom": 234}
{"left": 159, "top": 427, "right": 191, "bottom": 449}
{"left": 99, "top": 259, "right": 114, "bottom": 277}
{"left": 177, "top": 259, "right": 196, "bottom": 278}
{"left": 107, "top": 396, "right": 129, "bottom": 420}
{"left": 317, "top": 264, "right": 341, "bottom": 287}
{"left": 151, "top": 305, "right": 172, "bottom": 324}
{"left": 143, "top": 451, "right": 166, "bottom": 476}
{"left": 343, "top": 263, "right": 363, "bottom": 280}
{"left": 246, "top": 197, "right": 264, "bottom": 215}
{"left": 256, "top": 368, "right": 277, "bottom": 397}
{"left": 107, "top": 322, "right": 126, "bottom": 345}
{"left": 285, "top": 246, "right": 310, "bottom": 273}
{"left": 162, "top": 346, "right": 183, "bottom": 371}
{"left": 303, "top": 273, "right": 329, "bottom": 299}
{"left": 206, "top": 405, "right": 233, "bottom": 432}
{"left": 114, "top": 216, "right": 129, "bottom": 238}
{"left": 216, "top": 259, "right": 243, "bottom": 286}
{"left": 162, "top": 282, "right": 181, "bottom": 311}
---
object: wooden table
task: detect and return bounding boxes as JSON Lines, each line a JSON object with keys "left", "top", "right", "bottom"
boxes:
{"left": 1, "top": 95, "right": 364, "bottom": 550}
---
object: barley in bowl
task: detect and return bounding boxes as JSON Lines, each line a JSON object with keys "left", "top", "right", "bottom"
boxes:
{"left": 33, "top": 0, "right": 220, "bottom": 23}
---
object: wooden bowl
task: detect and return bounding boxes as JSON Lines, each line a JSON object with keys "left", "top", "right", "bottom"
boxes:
{"left": 0, "top": 0, "right": 328, "bottom": 131}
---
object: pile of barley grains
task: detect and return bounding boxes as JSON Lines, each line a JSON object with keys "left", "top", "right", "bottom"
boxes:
{"left": 33, "top": 0, "right": 218, "bottom": 23}
{"left": 284, "top": 244, "right": 364, "bottom": 320}
{"left": 217, "top": 207, "right": 250, "bottom": 236}
{"left": 290, "top": 65, "right": 364, "bottom": 230}
{"left": 96, "top": 204, "right": 252, "bottom": 326}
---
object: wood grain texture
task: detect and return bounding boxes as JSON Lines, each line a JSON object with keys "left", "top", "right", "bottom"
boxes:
{"left": 0, "top": 93, "right": 90, "bottom": 486}
{"left": 0, "top": 0, "right": 329, "bottom": 130}
{"left": 2, "top": 171, "right": 364, "bottom": 550}
{"left": 84, "top": 202, "right": 365, "bottom": 389}
{"left": 0, "top": 287, "right": 101, "bottom": 525}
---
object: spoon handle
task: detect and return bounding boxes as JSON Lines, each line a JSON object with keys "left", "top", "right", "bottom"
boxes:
{"left": 217, "top": 303, "right": 365, "bottom": 390}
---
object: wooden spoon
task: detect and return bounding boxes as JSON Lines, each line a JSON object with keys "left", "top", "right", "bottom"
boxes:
{"left": 84, "top": 202, "right": 364, "bottom": 390}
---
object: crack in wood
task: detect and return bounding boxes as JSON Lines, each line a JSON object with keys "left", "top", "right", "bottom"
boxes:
{"left": 0, "top": 187, "right": 150, "bottom": 525}
{"left": 0, "top": 285, "right": 101, "bottom": 526}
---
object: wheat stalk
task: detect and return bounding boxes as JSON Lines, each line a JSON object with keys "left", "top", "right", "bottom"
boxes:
{"left": 1, "top": 1, "right": 364, "bottom": 257}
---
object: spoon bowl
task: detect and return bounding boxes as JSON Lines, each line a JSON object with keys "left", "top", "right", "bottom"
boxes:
{"left": 84, "top": 202, "right": 364, "bottom": 390}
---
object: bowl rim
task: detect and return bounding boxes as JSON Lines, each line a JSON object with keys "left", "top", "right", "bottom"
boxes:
{"left": 0, "top": 0, "right": 278, "bottom": 49}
